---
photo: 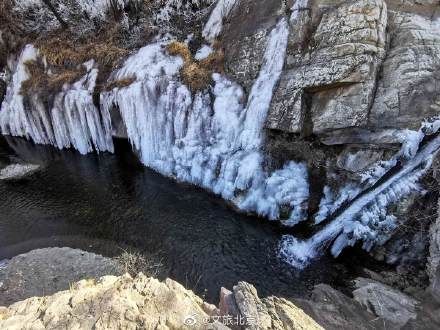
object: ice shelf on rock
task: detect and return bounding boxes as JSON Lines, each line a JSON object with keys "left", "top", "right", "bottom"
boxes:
{"left": 195, "top": 45, "right": 214, "bottom": 60}
{"left": 102, "top": 18, "right": 310, "bottom": 224}
{"left": 202, "top": 0, "right": 238, "bottom": 41}
{"left": 0, "top": 45, "right": 114, "bottom": 155}
{"left": 280, "top": 133, "right": 440, "bottom": 269}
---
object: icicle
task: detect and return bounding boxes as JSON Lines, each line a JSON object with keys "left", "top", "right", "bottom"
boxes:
{"left": 0, "top": 46, "right": 114, "bottom": 154}
{"left": 280, "top": 136, "right": 440, "bottom": 269}
{"left": 102, "top": 18, "right": 308, "bottom": 223}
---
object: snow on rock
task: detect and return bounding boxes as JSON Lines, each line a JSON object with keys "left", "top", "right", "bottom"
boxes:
{"left": 0, "top": 45, "right": 114, "bottom": 155}
{"left": 195, "top": 45, "right": 214, "bottom": 60}
{"left": 101, "top": 18, "right": 308, "bottom": 223}
{"left": 202, "top": 0, "right": 238, "bottom": 41}
{"left": 0, "top": 163, "right": 40, "bottom": 181}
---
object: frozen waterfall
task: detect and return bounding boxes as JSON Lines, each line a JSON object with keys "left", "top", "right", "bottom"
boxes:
{"left": 280, "top": 131, "right": 440, "bottom": 268}
{"left": 101, "top": 18, "right": 310, "bottom": 225}
{"left": 0, "top": 45, "right": 114, "bottom": 155}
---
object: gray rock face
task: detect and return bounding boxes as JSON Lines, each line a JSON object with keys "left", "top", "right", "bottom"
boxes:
{"left": 0, "top": 247, "right": 122, "bottom": 306}
{"left": 265, "top": 0, "right": 440, "bottom": 136}
{"left": 352, "top": 277, "right": 419, "bottom": 327}
{"left": 295, "top": 284, "right": 389, "bottom": 330}
{"left": 429, "top": 199, "right": 440, "bottom": 302}
{"left": 369, "top": 11, "right": 440, "bottom": 130}
{"left": 268, "top": 0, "right": 387, "bottom": 135}
{"left": 222, "top": 0, "right": 286, "bottom": 90}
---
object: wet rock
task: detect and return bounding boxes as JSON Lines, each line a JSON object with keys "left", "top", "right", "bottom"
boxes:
{"left": 0, "top": 247, "right": 122, "bottom": 306}
{"left": 0, "top": 163, "right": 40, "bottom": 181}
{"left": 353, "top": 277, "right": 419, "bottom": 327}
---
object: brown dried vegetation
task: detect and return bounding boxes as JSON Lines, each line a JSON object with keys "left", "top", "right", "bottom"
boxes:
{"left": 104, "top": 76, "right": 137, "bottom": 91}
{"left": 21, "top": 59, "right": 86, "bottom": 96}
{"left": 166, "top": 41, "right": 224, "bottom": 92}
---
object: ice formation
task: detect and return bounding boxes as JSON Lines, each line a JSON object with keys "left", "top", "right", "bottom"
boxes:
{"left": 0, "top": 45, "right": 114, "bottom": 155}
{"left": 280, "top": 134, "right": 440, "bottom": 268}
{"left": 195, "top": 45, "right": 214, "bottom": 60}
{"left": 202, "top": 0, "right": 238, "bottom": 41}
{"left": 102, "top": 18, "right": 310, "bottom": 224}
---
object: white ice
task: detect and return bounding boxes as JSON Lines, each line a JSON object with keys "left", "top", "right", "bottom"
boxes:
{"left": 280, "top": 135, "right": 440, "bottom": 268}
{"left": 202, "top": 0, "right": 238, "bottom": 41}
{"left": 0, "top": 46, "right": 114, "bottom": 154}
{"left": 101, "top": 18, "right": 309, "bottom": 223}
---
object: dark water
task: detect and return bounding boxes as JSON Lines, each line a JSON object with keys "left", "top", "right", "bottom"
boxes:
{"left": 0, "top": 136, "right": 366, "bottom": 303}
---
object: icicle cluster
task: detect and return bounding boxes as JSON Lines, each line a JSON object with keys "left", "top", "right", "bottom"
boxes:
{"left": 0, "top": 45, "right": 114, "bottom": 155}
{"left": 280, "top": 133, "right": 440, "bottom": 269}
{"left": 102, "top": 18, "right": 310, "bottom": 224}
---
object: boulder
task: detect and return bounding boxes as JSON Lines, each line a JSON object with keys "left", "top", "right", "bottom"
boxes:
{"left": 295, "top": 284, "right": 388, "bottom": 330}
{"left": 0, "top": 247, "right": 122, "bottom": 306}
{"left": 0, "top": 274, "right": 323, "bottom": 330}
{"left": 352, "top": 277, "right": 419, "bottom": 327}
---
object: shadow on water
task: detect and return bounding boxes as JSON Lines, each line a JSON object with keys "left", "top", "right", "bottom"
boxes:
{"left": 0, "top": 136, "right": 371, "bottom": 303}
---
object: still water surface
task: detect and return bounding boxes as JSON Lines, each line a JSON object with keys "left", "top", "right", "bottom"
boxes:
{"left": 0, "top": 136, "right": 363, "bottom": 302}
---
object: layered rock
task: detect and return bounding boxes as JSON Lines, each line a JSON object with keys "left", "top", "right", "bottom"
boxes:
{"left": 268, "top": 0, "right": 387, "bottom": 135}
{"left": 0, "top": 273, "right": 322, "bottom": 330}
{"left": 352, "top": 277, "right": 419, "bottom": 327}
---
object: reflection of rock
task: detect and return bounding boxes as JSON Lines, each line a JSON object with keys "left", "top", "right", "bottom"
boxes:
{"left": 0, "top": 247, "right": 122, "bottom": 306}
{"left": 0, "top": 273, "right": 322, "bottom": 330}
{"left": 0, "top": 163, "right": 40, "bottom": 181}
{"left": 353, "top": 277, "right": 419, "bottom": 327}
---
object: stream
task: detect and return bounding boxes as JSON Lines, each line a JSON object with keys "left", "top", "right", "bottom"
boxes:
{"left": 0, "top": 136, "right": 375, "bottom": 303}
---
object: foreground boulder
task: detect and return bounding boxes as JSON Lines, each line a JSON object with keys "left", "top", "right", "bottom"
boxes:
{"left": 0, "top": 247, "right": 122, "bottom": 306}
{"left": 352, "top": 278, "right": 419, "bottom": 327}
{"left": 0, "top": 273, "right": 322, "bottom": 330}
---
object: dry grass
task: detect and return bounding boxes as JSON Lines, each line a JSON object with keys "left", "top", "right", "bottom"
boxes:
{"left": 21, "top": 59, "right": 86, "bottom": 96}
{"left": 36, "top": 36, "right": 128, "bottom": 70}
{"left": 104, "top": 76, "right": 136, "bottom": 91}
{"left": 115, "top": 250, "right": 164, "bottom": 278}
{"left": 166, "top": 41, "right": 192, "bottom": 63}
{"left": 166, "top": 41, "right": 224, "bottom": 92}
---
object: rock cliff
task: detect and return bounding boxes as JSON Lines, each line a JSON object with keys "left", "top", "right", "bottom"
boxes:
{"left": 1, "top": 0, "right": 440, "bottom": 277}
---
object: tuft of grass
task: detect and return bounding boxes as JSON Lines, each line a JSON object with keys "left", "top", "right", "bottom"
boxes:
{"left": 181, "top": 62, "right": 212, "bottom": 92}
{"left": 115, "top": 249, "right": 164, "bottom": 278}
{"left": 166, "top": 41, "right": 192, "bottom": 63}
{"left": 20, "top": 60, "right": 86, "bottom": 96}
{"left": 104, "top": 76, "right": 136, "bottom": 91}
{"left": 166, "top": 41, "right": 224, "bottom": 92}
